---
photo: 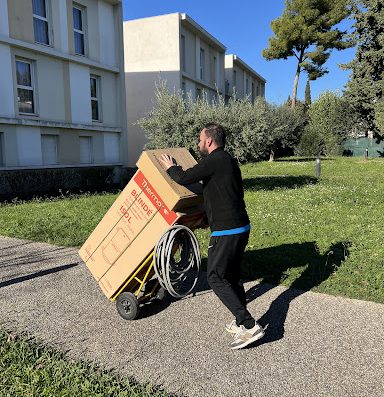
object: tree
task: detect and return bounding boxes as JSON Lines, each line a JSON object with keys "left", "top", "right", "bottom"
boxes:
{"left": 267, "top": 103, "right": 307, "bottom": 161}
{"left": 138, "top": 82, "right": 307, "bottom": 162}
{"left": 296, "top": 91, "right": 356, "bottom": 156}
{"left": 343, "top": 0, "right": 384, "bottom": 136}
{"left": 374, "top": 98, "right": 384, "bottom": 134}
{"left": 263, "top": 0, "right": 353, "bottom": 107}
{"left": 305, "top": 79, "right": 312, "bottom": 107}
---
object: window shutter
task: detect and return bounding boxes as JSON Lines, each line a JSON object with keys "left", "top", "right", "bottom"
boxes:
{"left": 41, "top": 135, "right": 58, "bottom": 165}
{"left": 80, "top": 136, "right": 92, "bottom": 163}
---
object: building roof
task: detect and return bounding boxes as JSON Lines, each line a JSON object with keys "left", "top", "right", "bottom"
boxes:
{"left": 180, "top": 13, "right": 226, "bottom": 52}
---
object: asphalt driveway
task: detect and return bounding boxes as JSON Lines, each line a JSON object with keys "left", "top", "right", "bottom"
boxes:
{"left": 1, "top": 235, "right": 383, "bottom": 397}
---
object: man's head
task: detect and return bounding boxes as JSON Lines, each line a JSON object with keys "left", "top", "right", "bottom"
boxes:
{"left": 198, "top": 123, "right": 226, "bottom": 157}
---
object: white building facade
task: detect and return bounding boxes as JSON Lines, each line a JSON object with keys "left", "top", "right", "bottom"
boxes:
{"left": 0, "top": 0, "right": 127, "bottom": 172}
{"left": 225, "top": 54, "right": 266, "bottom": 103}
{"left": 123, "top": 13, "right": 226, "bottom": 166}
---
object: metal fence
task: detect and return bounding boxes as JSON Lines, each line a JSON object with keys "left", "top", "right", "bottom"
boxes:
{"left": 343, "top": 137, "right": 384, "bottom": 158}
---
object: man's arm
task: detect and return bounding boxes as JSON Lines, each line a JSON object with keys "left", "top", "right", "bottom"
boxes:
{"left": 160, "top": 154, "right": 213, "bottom": 185}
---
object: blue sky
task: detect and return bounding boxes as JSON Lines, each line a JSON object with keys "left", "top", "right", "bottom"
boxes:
{"left": 122, "top": 0, "right": 356, "bottom": 105}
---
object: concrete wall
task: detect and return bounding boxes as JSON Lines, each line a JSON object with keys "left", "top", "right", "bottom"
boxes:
{"left": 124, "top": 13, "right": 226, "bottom": 165}
{"left": 180, "top": 27, "right": 196, "bottom": 78}
{"left": 225, "top": 55, "right": 266, "bottom": 101}
{"left": 16, "top": 127, "right": 42, "bottom": 166}
{"left": 124, "top": 13, "right": 181, "bottom": 166}
{"left": 98, "top": 1, "right": 117, "bottom": 66}
{"left": 7, "top": 0, "right": 34, "bottom": 43}
{"left": 97, "top": 70, "right": 120, "bottom": 126}
{"left": 0, "top": 0, "right": 126, "bottom": 173}
{"left": 52, "top": 0, "right": 69, "bottom": 52}
{"left": 69, "top": 63, "right": 92, "bottom": 124}
{"left": 0, "top": 44, "right": 15, "bottom": 117}
{"left": 0, "top": 124, "right": 120, "bottom": 168}
{"left": 0, "top": 0, "right": 9, "bottom": 36}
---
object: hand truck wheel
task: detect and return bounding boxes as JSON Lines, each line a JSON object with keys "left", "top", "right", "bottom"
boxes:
{"left": 116, "top": 292, "right": 140, "bottom": 320}
{"left": 154, "top": 286, "right": 166, "bottom": 302}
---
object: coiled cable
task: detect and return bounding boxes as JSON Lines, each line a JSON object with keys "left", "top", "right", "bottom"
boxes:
{"left": 154, "top": 225, "right": 201, "bottom": 298}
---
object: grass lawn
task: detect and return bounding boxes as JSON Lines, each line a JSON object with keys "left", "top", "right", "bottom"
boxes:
{"left": 0, "top": 156, "right": 383, "bottom": 394}
{"left": 1, "top": 156, "right": 383, "bottom": 303}
{"left": 0, "top": 329, "right": 168, "bottom": 397}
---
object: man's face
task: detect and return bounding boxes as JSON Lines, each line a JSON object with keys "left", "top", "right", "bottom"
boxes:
{"left": 198, "top": 129, "right": 209, "bottom": 157}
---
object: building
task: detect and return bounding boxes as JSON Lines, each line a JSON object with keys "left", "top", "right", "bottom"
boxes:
{"left": 225, "top": 54, "right": 266, "bottom": 103}
{"left": 0, "top": 0, "right": 127, "bottom": 191}
{"left": 123, "top": 13, "right": 226, "bottom": 166}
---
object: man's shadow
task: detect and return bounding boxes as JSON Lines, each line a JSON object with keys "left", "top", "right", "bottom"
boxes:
{"left": 241, "top": 241, "right": 349, "bottom": 347}
{"left": 139, "top": 240, "right": 348, "bottom": 342}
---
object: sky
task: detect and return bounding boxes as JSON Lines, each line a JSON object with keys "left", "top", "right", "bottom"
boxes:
{"left": 122, "top": 0, "right": 356, "bottom": 105}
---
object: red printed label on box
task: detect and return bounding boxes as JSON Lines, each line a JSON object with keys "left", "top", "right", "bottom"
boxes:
{"left": 134, "top": 171, "right": 178, "bottom": 225}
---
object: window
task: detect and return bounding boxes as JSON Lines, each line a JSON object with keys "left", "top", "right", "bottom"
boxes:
{"left": 233, "top": 70, "right": 237, "bottom": 90}
{"left": 0, "top": 133, "right": 4, "bottom": 166}
{"left": 199, "top": 48, "right": 205, "bottom": 80}
{"left": 41, "top": 135, "right": 58, "bottom": 165}
{"left": 16, "top": 59, "right": 35, "bottom": 114}
{"left": 32, "top": 0, "right": 50, "bottom": 45}
{"left": 80, "top": 136, "right": 93, "bottom": 163}
{"left": 213, "top": 56, "right": 217, "bottom": 84}
{"left": 225, "top": 79, "right": 229, "bottom": 95}
{"left": 251, "top": 82, "right": 255, "bottom": 103}
{"left": 73, "top": 5, "right": 86, "bottom": 55}
{"left": 104, "top": 133, "right": 120, "bottom": 163}
{"left": 181, "top": 35, "right": 186, "bottom": 72}
{"left": 245, "top": 77, "right": 249, "bottom": 95}
{"left": 90, "top": 75, "right": 101, "bottom": 121}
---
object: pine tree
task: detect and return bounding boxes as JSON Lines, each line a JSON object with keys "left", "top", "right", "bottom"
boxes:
{"left": 263, "top": 0, "right": 352, "bottom": 107}
{"left": 305, "top": 80, "right": 312, "bottom": 107}
{"left": 343, "top": 0, "right": 384, "bottom": 135}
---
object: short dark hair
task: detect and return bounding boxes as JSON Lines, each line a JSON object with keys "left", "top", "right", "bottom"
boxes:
{"left": 204, "top": 123, "right": 226, "bottom": 148}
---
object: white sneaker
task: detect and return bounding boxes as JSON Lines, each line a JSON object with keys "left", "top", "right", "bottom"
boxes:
{"left": 225, "top": 319, "right": 242, "bottom": 333}
{"left": 230, "top": 322, "right": 265, "bottom": 350}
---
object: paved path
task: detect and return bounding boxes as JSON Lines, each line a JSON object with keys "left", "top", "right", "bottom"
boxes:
{"left": 1, "top": 235, "right": 383, "bottom": 397}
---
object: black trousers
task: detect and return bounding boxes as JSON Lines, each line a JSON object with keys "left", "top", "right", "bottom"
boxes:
{"left": 207, "top": 231, "right": 255, "bottom": 329}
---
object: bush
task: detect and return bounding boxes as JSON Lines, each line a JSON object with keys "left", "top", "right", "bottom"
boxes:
{"left": 266, "top": 102, "right": 307, "bottom": 160}
{"left": 138, "top": 82, "right": 306, "bottom": 162}
{"left": 0, "top": 166, "right": 130, "bottom": 201}
{"left": 374, "top": 96, "right": 384, "bottom": 135}
{"left": 296, "top": 91, "right": 356, "bottom": 156}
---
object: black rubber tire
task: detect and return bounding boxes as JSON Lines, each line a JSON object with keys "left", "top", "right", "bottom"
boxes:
{"left": 154, "top": 286, "right": 166, "bottom": 301}
{"left": 116, "top": 292, "right": 140, "bottom": 320}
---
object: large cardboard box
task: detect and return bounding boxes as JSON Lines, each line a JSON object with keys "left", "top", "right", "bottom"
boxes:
{"left": 79, "top": 148, "right": 203, "bottom": 299}
{"left": 136, "top": 148, "right": 203, "bottom": 210}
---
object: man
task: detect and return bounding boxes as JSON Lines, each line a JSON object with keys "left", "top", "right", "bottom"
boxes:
{"left": 160, "top": 123, "right": 264, "bottom": 350}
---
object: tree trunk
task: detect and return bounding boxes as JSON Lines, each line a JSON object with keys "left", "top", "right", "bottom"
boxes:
{"left": 292, "top": 65, "right": 301, "bottom": 108}
{"left": 269, "top": 149, "right": 275, "bottom": 162}
{"left": 292, "top": 49, "right": 305, "bottom": 108}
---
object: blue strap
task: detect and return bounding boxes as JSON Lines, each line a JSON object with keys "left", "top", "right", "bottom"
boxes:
{"left": 211, "top": 224, "right": 251, "bottom": 236}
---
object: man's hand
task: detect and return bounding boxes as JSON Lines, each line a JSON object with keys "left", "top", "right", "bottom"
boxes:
{"left": 160, "top": 154, "right": 177, "bottom": 170}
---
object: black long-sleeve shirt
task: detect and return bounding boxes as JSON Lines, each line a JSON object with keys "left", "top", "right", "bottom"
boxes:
{"left": 167, "top": 147, "right": 250, "bottom": 232}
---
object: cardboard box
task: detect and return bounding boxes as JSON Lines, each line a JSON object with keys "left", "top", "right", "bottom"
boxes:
{"left": 79, "top": 148, "right": 204, "bottom": 299}
{"left": 136, "top": 148, "right": 203, "bottom": 210}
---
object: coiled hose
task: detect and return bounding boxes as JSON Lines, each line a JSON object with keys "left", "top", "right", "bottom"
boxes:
{"left": 153, "top": 225, "right": 201, "bottom": 298}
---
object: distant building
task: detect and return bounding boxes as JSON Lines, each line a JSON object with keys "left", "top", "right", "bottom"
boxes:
{"left": 225, "top": 54, "right": 266, "bottom": 103}
{"left": 0, "top": 0, "right": 127, "bottom": 175}
{"left": 123, "top": 13, "right": 227, "bottom": 166}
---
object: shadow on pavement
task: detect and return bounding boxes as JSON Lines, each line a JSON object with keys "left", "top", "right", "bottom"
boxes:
{"left": 242, "top": 241, "right": 349, "bottom": 347}
{"left": 0, "top": 263, "right": 80, "bottom": 288}
{"left": 140, "top": 241, "right": 349, "bottom": 347}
